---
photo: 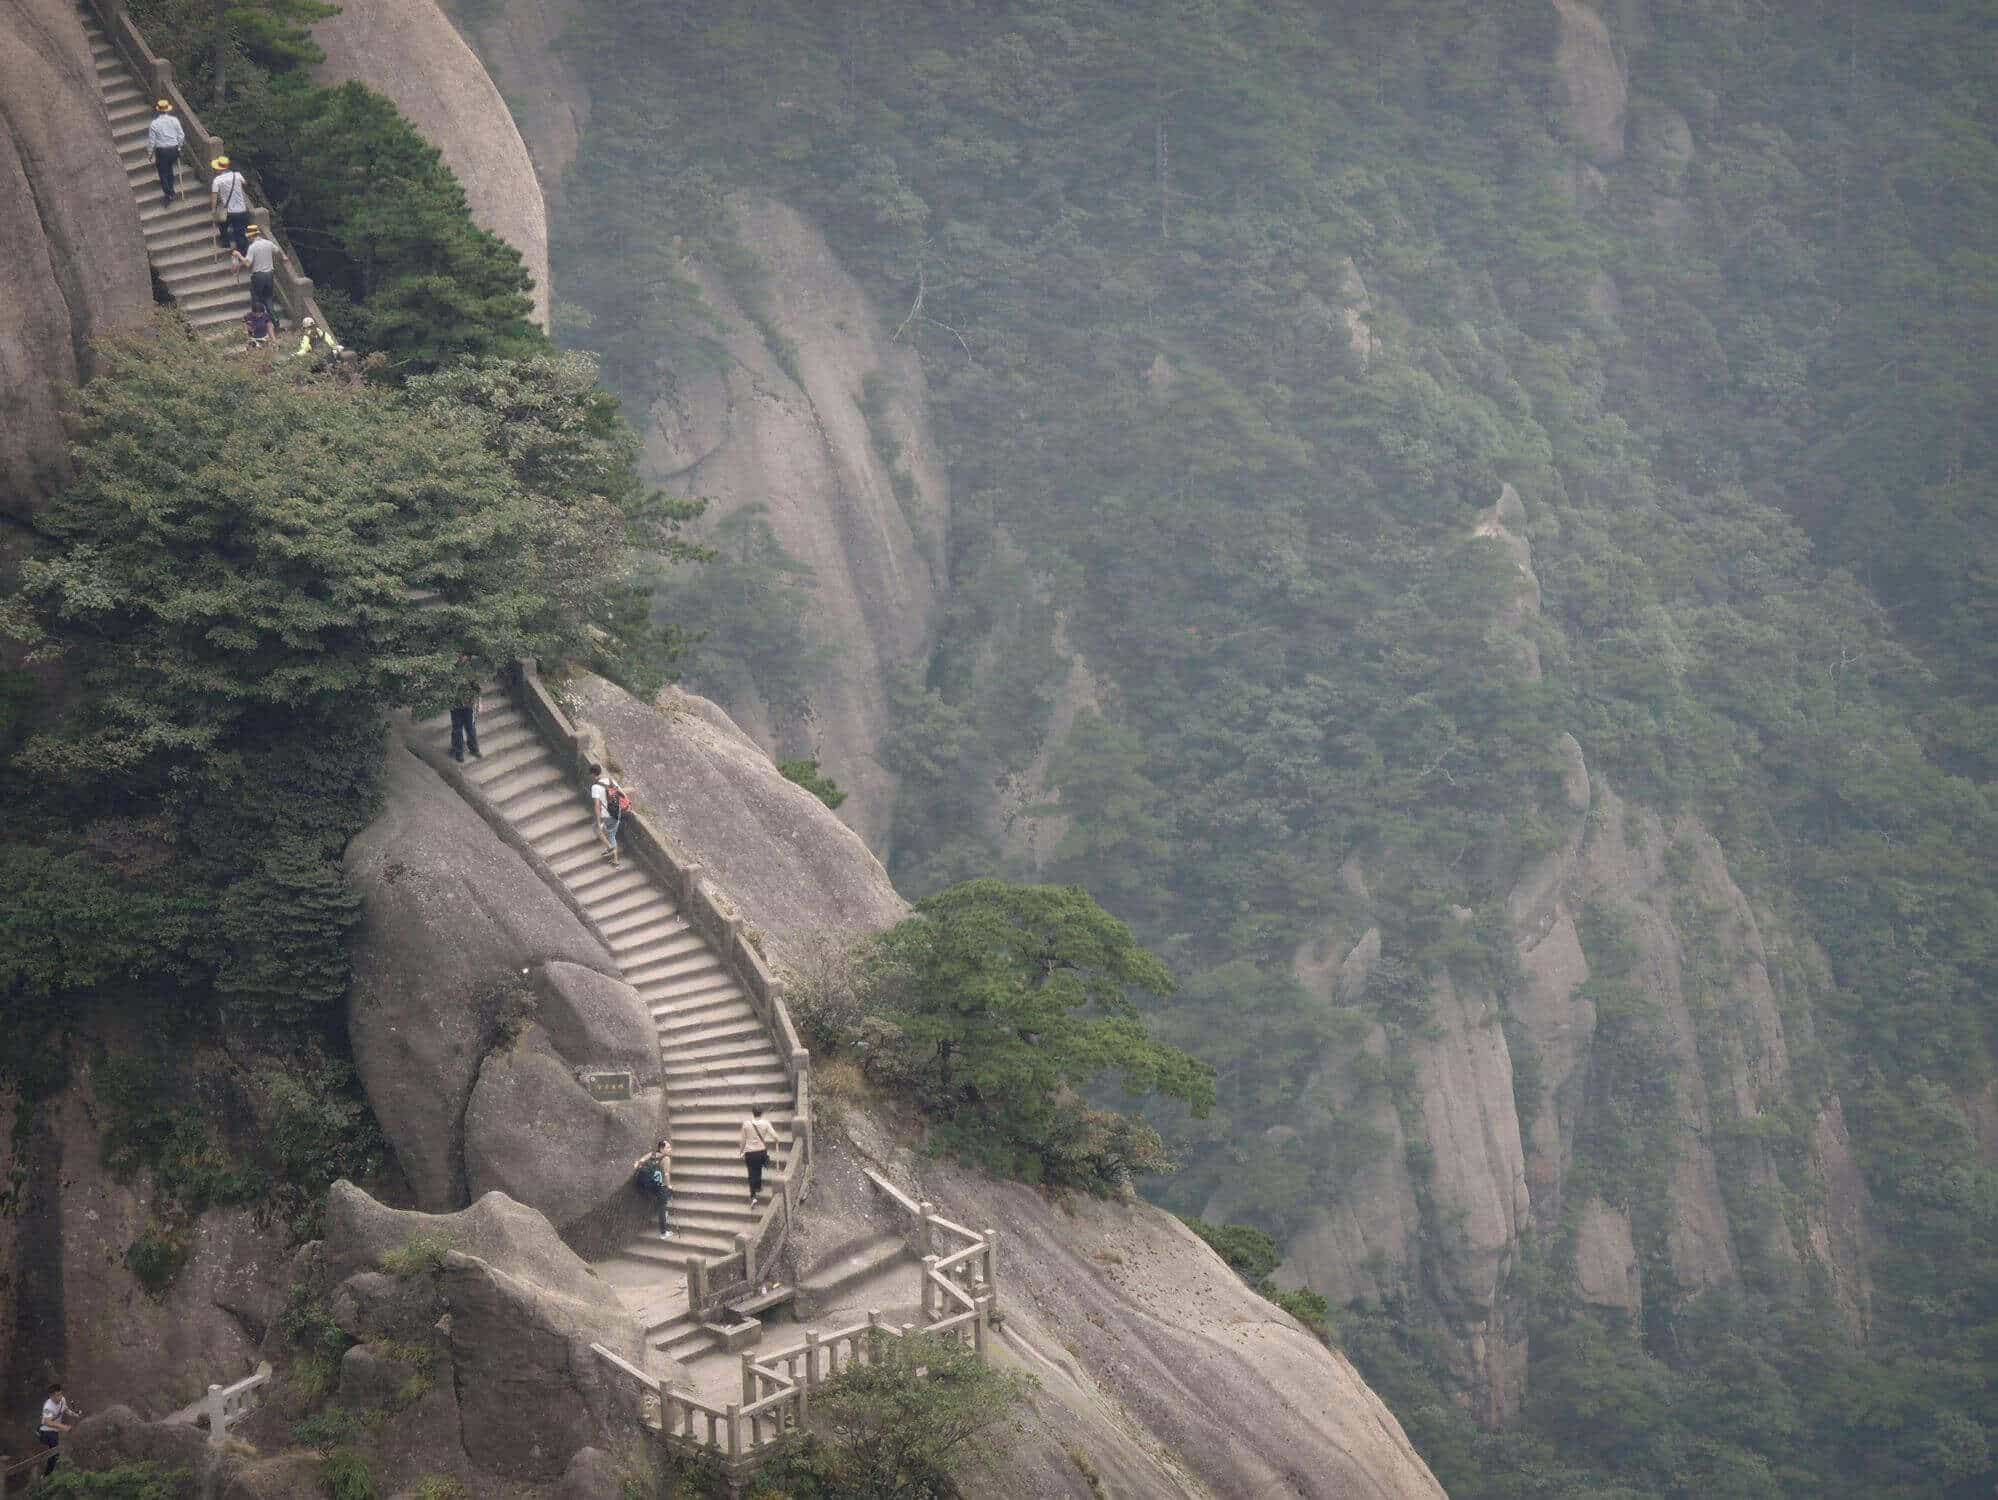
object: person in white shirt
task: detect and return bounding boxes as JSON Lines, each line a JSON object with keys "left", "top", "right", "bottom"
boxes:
{"left": 232, "top": 225, "right": 289, "bottom": 331}
{"left": 146, "top": 101, "right": 185, "bottom": 203}
{"left": 210, "top": 155, "right": 250, "bottom": 253}
{"left": 38, "top": 1382, "right": 72, "bottom": 1476}
{"left": 589, "top": 762, "right": 626, "bottom": 867}
{"left": 740, "top": 1106, "right": 779, "bottom": 1203}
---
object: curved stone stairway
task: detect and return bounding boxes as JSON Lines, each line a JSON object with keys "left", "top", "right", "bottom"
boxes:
{"left": 417, "top": 689, "right": 797, "bottom": 1372}
{"left": 78, "top": 1, "right": 268, "bottom": 339}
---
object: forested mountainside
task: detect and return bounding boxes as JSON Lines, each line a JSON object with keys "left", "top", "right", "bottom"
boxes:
{"left": 515, "top": 1, "right": 1998, "bottom": 1494}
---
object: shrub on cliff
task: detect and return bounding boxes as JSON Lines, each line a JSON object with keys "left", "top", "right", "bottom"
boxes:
{"left": 864, "top": 880, "right": 1214, "bottom": 1189}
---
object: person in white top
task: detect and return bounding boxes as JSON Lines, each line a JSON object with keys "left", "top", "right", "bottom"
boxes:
{"left": 146, "top": 100, "right": 185, "bottom": 203}
{"left": 740, "top": 1106, "right": 779, "bottom": 1203}
{"left": 38, "top": 1381, "right": 72, "bottom": 1476}
{"left": 589, "top": 762, "right": 626, "bottom": 867}
{"left": 210, "top": 155, "right": 250, "bottom": 253}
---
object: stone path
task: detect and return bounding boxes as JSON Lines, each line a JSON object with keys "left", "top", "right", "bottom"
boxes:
{"left": 78, "top": 1, "right": 268, "bottom": 339}
{"left": 418, "top": 687, "right": 797, "bottom": 1372}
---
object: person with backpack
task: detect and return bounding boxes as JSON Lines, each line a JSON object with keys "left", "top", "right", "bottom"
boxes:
{"left": 294, "top": 316, "right": 341, "bottom": 368}
{"left": 210, "top": 155, "right": 250, "bottom": 254}
{"left": 740, "top": 1106, "right": 779, "bottom": 1204}
{"left": 232, "top": 226, "right": 288, "bottom": 330}
{"left": 147, "top": 100, "right": 184, "bottom": 203}
{"left": 590, "top": 763, "right": 630, "bottom": 866}
{"left": 449, "top": 661, "right": 482, "bottom": 762}
{"left": 632, "top": 1138, "right": 673, "bottom": 1239}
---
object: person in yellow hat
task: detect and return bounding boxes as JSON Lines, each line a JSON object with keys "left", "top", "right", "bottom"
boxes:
{"left": 210, "top": 155, "right": 249, "bottom": 254}
{"left": 231, "top": 223, "right": 288, "bottom": 330}
{"left": 146, "top": 100, "right": 184, "bottom": 204}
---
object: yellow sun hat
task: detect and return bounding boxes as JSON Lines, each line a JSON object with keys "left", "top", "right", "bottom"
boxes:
{"left": 211, "top": 155, "right": 229, "bottom": 170}
{"left": 156, "top": 99, "right": 172, "bottom": 111}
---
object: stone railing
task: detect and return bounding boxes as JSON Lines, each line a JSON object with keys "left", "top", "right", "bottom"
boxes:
{"left": 80, "top": 0, "right": 332, "bottom": 333}
{"left": 510, "top": 662, "right": 815, "bottom": 1318}
{"left": 163, "top": 1361, "right": 271, "bottom": 1442}
{"left": 591, "top": 1173, "right": 996, "bottom": 1481}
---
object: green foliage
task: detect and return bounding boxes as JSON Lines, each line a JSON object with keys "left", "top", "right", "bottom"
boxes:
{"left": 760, "top": 1332, "right": 1033, "bottom": 1499}
{"left": 125, "top": 1224, "right": 191, "bottom": 1296}
{"left": 258, "top": 83, "right": 542, "bottom": 374}
{"left": 779, "top": 757, "right": 848, "bottom": 810}
{"left": 379, "top": 1232, "right": 454, "bottom": 1278}
{"left": 1179, "top": 1216, "right": 1280, "bottom": 1284}
{"left": 97, "top": 1051, "right": 263, "bottom": 1213}
{"left": 279, "top": 1284, "right": 352, "bottom": 1400}
{"left": 40, "top": 1465, "right": 196, "bottom": 1500}
{"left": 406, "top": 1480, "right": 469, "bottom": 1500}
{"left": 319, "top": 1448, "right": 377, "bottom": 1500}
{"left": 866, "top": 880, "right": 1213, "bottom": 1188}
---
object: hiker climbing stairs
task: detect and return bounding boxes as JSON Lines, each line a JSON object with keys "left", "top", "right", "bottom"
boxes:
{"left": 78, "top": 1, "right": 270, "bottom": 339}
{"left": 415, "top": 685, "right": 797, "bottom": 1371}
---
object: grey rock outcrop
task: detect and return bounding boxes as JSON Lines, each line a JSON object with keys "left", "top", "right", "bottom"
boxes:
{"left": 818, "top": 1117, "right": 1449, "bottom": 1500}
{"left": 318, "top": 1182, "right": 645, "bottom": 1480}
{"left": 566, "top": 672, "right": 907, "bottom": 973}
{"left": 0, "top": 0, "right": 152, "bottom": 517}
{"left": 1550, "top": 0, "right": 1626, "bottom": 164}
{"left": 553, "top": 1446, "right": 627, "bottom": 1500}
{"left": 1572, "top": 1199, "right": 1642, "bottom": 1314}
{"left": 441, "top": 0, "right": 589, "bottom": 209}
{"left": 644, "top": 195, "right": 950, "bottom": 847}
{"left": 312, "top": 0, "right": 551, "bottom": 326}
{"left": 345, "top": 741, "right": 661, "bottom": 1226}
{"left": 64, "top": 1403, "right": 226, "bottom": 1481}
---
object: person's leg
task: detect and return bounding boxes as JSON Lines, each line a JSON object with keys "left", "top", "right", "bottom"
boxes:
{"left": 658, "top": 1186, "right": 672, "bottom": 1236}
{"left": 464, "top": 708, "right": 480, "bottom": 758}
{"left": 41, "top": 1430, "right": 59, "bottom": 1476}
{"left": 156, "top": 146, "right": 176, "bottom": 200}
{"left": 251, "top": 272, "right": 275, "bottom": 321}
{"left": 450, "top": 707, "right": 468, "bottom": 760}
{"left": 748, "top": 1150, "right": 766, "bottom": 1200}
{"left": 227, "top": 212, "right": 249, "bottom": 254}
{"left": 608, "top": 816, "right": 620, "bottom": 866}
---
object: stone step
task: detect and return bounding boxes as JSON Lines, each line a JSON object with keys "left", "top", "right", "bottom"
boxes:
{"left": 565, "top": 865, "right": 652, "bottom": 907}
{"left": 653, "top": 992, "right": 760, "bottom": 1030}
{"left": 624, "top": 1233, "right": 734, "bottom": 1265}
{"left": 627, "top": 956, "right": 732, "bottom": 996}
{"left": 539, "top": 825, "right": 609, "bottom": 865}
{"left": 598, "top": 903, "right": 685, "bottom": 942}
{"left": 663, "top": 1035, "right": 780, "bottom": 1069}
{"left": 462, "top": 737, "right": 546, "bottom": 782}
{"left": 489, "top": 761, "right": 569, "bottom": 808}
{"left": 515, "top": 798, "right": 591, "bottom": 842}
{"left": 615, "top": 930, "right": 710, "bottom": 974}
{"left": 642, "top": 967, "right": 742, "bottom": 1002}
{"left": 669, "top": 1111, "right": 794, "bottom": 1134}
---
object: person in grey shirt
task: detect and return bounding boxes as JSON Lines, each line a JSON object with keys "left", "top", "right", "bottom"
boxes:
{"left": 146, "top": 101, "right": 184, "bottom": 203}
{"left": 232, "top": 225, "right": 288, "bottom": 329}
{"left": 210, "top": 156, "right": 250, "bottom": 253}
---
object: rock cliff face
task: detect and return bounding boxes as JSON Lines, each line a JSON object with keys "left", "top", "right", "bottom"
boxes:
{"left": 0, "top": 1066, "right": 290, "bottom": 1436}
{"left": 643, "top": 195, "right": 950, "bottom": 849}
{"left": 0, "top": 0, "right": 153, "bottom": 518}
{"left": 439, "top": 0, "right": 589, "bottom": 211}
{"left": 1274, "top": 486, "right": 1870, "bottom": 1423}
{"left": 343, "top": 734, "right": 666, "bottom": 1225}
{"left": 312, "top": 0, "right": 553, "bottom": 327}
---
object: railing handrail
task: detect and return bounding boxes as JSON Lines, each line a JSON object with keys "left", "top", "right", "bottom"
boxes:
{"left": 510, "top": 660, "right": 815, "bottom": 1322}
{"left": 80, "top": 0, "right": 333, "bottom": 336}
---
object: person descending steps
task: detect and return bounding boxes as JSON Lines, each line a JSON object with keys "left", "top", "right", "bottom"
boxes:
{"left": 232, "top": 224, "right": 288, "bottom": 329}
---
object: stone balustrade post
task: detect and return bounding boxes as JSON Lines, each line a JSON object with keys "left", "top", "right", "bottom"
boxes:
{"left": 738, "top": 1230, "right": 755, "bottom": 1286}
{"left": 984, "top": 1228, "right": 999, "bottom": 1301}
{"left": 804, "top": 1330, "right": 821, "bottom": 1393}
{"left": 687, "top": 1257, "right": 709, "bottom": 1316}
{"left": 921, "top": 1255, "right": 939, "bottom": 1321}
{"left": 867, "top": 1309, "right": 884, "bottom": 1365}
{"left": 918, "top": 1202, "right": 935, "bottom": 1256}
{"left": 202, "top": 1384, "right": 224, "bottom": 1443}
{"left": 740, "top": 1351, "right": 756, "bottom": 1406}
{"left": 726, "top": 1403, "right": 742, "bottom": 1458}
{"left": 974, "top": 1296, "right": 992, "bottom": 1359}
{"left": 152, "top": 57, "right": 174, "bottom": 101}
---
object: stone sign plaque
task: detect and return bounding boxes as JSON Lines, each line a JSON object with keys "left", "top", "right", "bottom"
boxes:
{"left": 578, "top": 1068, "right": 634, "bottom": 1102}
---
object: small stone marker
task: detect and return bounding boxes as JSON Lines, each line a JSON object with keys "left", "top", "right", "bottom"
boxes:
{"left": 578, "top": 1067, "right": 634, "bottom": 1102}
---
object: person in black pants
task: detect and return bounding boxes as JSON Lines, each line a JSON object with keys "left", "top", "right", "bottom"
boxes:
{"left": 449, "top": 662, "right": 482, "bottom": 762}
{"left": 147, "top": 101, "right": 184, "bottom": 202}
{"left": 38, "top": 1382, "right": 73, "bottom": 1476}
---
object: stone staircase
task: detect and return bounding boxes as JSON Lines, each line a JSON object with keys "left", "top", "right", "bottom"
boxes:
{"left": 78, "top": 1, "right": 282, "bottom": 339}
{"left": 416, "top": 687, "right": 797, "bottom": 1372}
